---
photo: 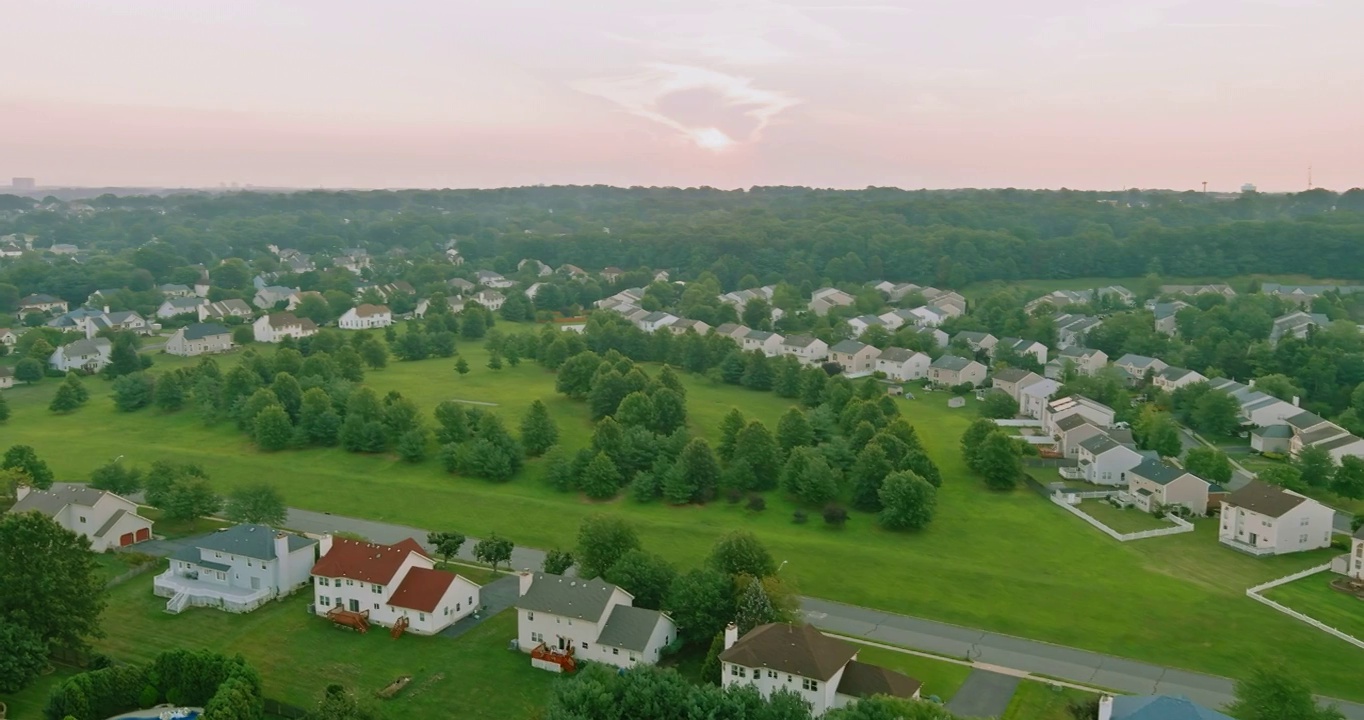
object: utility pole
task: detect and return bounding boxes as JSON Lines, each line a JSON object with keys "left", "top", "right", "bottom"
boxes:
{"left": 1308, "top": 165, "right": 1313, "bottom": 190}
{"left": 1201, "top": 181, "right": 1207, "bottom": 193}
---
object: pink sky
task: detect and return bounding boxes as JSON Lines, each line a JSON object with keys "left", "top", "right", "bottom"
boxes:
{"left": 3, "top": 0, "right": 1360, "bottom": 191}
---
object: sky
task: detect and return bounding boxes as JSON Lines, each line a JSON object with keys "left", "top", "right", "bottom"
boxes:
{"left": 3, "top": 0, "right": 1361, "bottom": 192}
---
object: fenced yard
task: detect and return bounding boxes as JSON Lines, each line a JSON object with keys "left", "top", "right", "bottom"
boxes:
{"left": 1259, "top": 572, "right": 1364, "bottom": 649}
{"left": 1076, "top": 501, "right": 1174, "bottom": 535}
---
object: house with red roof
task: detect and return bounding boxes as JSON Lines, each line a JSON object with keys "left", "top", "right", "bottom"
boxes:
{"left": 310, "top": 536, "right": 481, "bottom": 635}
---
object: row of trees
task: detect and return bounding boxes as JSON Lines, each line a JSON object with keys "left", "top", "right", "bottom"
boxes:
{"left": 44, "top": 649, "right": 264, "bottom": 720}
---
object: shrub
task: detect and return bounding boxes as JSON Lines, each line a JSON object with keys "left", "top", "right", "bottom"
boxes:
{"left": 792, "top": 510, "right": 807, "bottom": 524}
{"left": 139, "top": 685, "right": 159, "bottom": 708}
{"left": 823, "top": 504, "right": 848, "bottom": 528}
{"left": 745, "top": 495, "right": 766, "bottom": 512}
{"left": 1261, "top": 451, "right": 1287, "bottom": 461}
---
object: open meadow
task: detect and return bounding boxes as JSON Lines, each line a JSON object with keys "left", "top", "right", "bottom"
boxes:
{"left": 1, "top": 328, "right": 1362, "bottom": 701}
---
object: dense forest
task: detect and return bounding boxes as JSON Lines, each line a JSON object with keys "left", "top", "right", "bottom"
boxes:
{"left": 2, "top": 186, "right": 1363, "bottom": 305}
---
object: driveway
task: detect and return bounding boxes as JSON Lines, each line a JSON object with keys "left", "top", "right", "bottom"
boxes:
{"left": 439, "top": 574, "right": 520, "bottom": 640}
{"left": 945, "top": 670, "right": 1021, "bottom": 718}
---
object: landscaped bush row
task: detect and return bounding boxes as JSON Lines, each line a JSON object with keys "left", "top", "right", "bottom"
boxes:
{"left": 45, "top": 649, "right": 263, "bottom": 720}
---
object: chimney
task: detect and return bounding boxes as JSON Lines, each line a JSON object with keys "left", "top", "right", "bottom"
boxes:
{"left": 15, "top": 484, "right": 32, "bottom": 501}
{"left": 724, "top": 622, "right": 739, "bottom": 650}
{"left": 1098, "top": 695, "right": 1114, "bottom": 720}
{"left": 274, "top": 532, "right": 291, "bottom": 588}
{"left": 1292, "top": 395, "right": 1300, "bottom": 407}
{"left": 103, "top": 305, "right": 110, "bottom": 314}
{"left": 518, "top": 569, "right": 534, "bottom": 597}
{"left": 318, "top": 533, "right": 333, "bottom": 558}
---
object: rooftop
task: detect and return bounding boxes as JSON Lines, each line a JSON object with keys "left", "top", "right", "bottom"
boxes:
{"left": 594, "top": 604, "right": 670, "bottom": 651}
{"left": 719, "top": 623, "right": 857, "bottom": 682}
{"left": 1224, "top": 480, "right": 1308, "bottom": 518}
{"left": 387, "top": 566, "right": 461, "bottom": 612}
{"left": 311, "top": 537, "right": 429, "bottom": 584}
{"left": 517, "top": 572, "right": 622, "bottom": 622}
{"left": 195, "top": 524, "right": 316, "bottom": 561}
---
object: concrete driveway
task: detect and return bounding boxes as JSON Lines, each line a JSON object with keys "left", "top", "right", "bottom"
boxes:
{"left": 945, "top": 670, "right": 1021, "bottom": 718}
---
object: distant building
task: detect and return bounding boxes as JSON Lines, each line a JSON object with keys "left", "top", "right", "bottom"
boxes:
{"left": 12, "top": 177, "right": 36, "bottom": 191}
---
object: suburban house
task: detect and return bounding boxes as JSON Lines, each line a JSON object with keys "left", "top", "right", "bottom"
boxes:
{"left": 253, "top": 312, "right": 319, "bottom": 343}
{"left": 1348, "top": 527, "right": 1363, "bottom": 579}
{"left": 1151, "top": 301, "right": 1190, "bottom": 336}
{"left": 1018, "top": 377, "right": 1062, "bottom": 419}
{"left": 286, "top": 291, "right": 326, "bottom": 312}
{"left": 198, "top": 299, "right": 254, "bottom": 322}
{"left": 158, "top": 283, "right": 195, "bottom": 298}
{"left": 311, "top": 536, "right": 481, "bottom": 635}
{"left": 1206, "top": 378, "right": 1301, "bottom": 427}
{"left": 992, "top": 368, "right": 1044, "bottom": 402}
{"left": 8, "top": 485, "right": 153, "bottom": 551}
{"left": 1045, "top": 346, "right": 1108, "bottom": 379}
{"left": 1113, "top": 354, "right": 1168, "bottom": 385}
{"left": 518, "top": 258, "right": 554, "bottom": 276}
{"left": 472, "top": 289, "right": 506, "bottom": 311}
{"left": 334, "top": 248, "right": 372, "bottom": 274}
{"left": 338, "top": 304, "right": 393, "bottom": 330}
{"left": 1043, "top": 395, "right": 1116, "bottom": 436}
{"left": 713, "top": 323, "right": 752, "bottom": 342}
{"left": 1250, "top": 424, "right": 1294, "bottom": 454}
{"left": 1075, "top": 432, "right": 1145, "bottom": 485}
{"left": 166, "top": 323, "right": 234, "bottom": 357}
{"left": 951, "top": 331, "right": 997, "bottom": 355}
{"left": 600, "top": 267, "right": 624, "bottom": 283}
{"left": 253, "top": 285, "right": 300, "bottom": 310}
{"left": 447, "top": 278, "right": 477, "bottom": 294}
{"left": 874, "top": 347, "right": 930, "bottom": 381}
{"left": 808, "top": 287, "right": 856, "bottom": 316}
{"left": 155, "top": 524, "right": 318, "bottom": 613}
{"left": 742, "top": 330, "right": 785, "bottom": 357}
{"left": 1283, "top": 410, "right": 1364, "bottom": 462}
{"left": 1270, "top": 311, "right": 1330, "bottom": 344}
{"left": 0, "top": 365, "right": 13, "bottom": 389}
{"left": 907, "top": 305, "right": 947, "bottom": 327}
{"left": 1219, "top": 480, "right": 1334, "bottom": 556}
{"left": 1098, "top": 695, "right": 1234, "bottom": 720}
{"left": 921, "top": 288, "right": 968, "bottom": 316}
{"left": 639, "top": 311, "right": 680, "bottom": 334}
{"left": 476, "top": 270, "right": 514, "bottom": 288}
{"left": 828, "top": 340, "right": 880, "bottom": 376}
{"left": 996, "top": 336, "right": 1048, "bottom": 365}
{"left": 516, "top": 572, "right": 676, "bottom": 670}
{"left": 156, "top": 296, "right": 208, "bottom": 319}
{"left": 18, "top": 293, "right": 68, "bottom": 315}
{"left": 1125, "top": 458, "right": 1212, "bottom": 515}
{"left": 847, "top": 314, "right": 885, "bottom": 337}
{"left": 0, "top": 327, "right": 17, "bottom": 346}
{"left": 874, "top": 281, "right": 921, "bottom": 301}
{"left": 1153, "top": 366, "right": 1206, "bottom": 392}
{"left": 720, "top": 622, "right": 921, "bottom": 717}
{"left": 908, "top": 326, "right": 949, "bottom": 347}
{"left": 719, "top": 286, "right": 775, "bottom": 311}
{"left": 1056, "top": 416, "right": 1106, "bottom": 458}
{"left": 50, "top": 337, "right": 112, "bottom": 372}
{"left": 1025, "top": 286, "right": 1130, "bottom": 314}
{"left": 1159, "top": 284, "right": 1235, "bottom": 299}
{"left": 928, "top": 355, "right": 986, "bottom": 387}
{"left": 781, "top": 335, "right": 829, "bottom": 365}
{"left": 1053, "top": 313, "right": 1103, "bottom": 349}
{"left": 668, "top": 318, "right": 711, "bottom": 336}
{"left": 50, "top": 308, "right": 152, "bottom": 336}
{"left": 1261, "top": 283, "right": 1364, "bottom": 306}
{"left": 357, "top": 281, "right": 416, "bottom": 301}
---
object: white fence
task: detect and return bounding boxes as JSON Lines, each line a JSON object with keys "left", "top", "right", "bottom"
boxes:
{"left": 1050, "top": 496, "right": 1196, "bottom": 542}
{"left": 1245, "top": 564, "right": 1364, "bottom": 651}
{"left": 993, "top": 419, "right": 1043, "bottom": 427}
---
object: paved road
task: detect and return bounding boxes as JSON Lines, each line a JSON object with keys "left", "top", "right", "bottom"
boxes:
{"left": 124, "top": 503, "right": 1364, "bottom": 718}
{"left": 945, "top": 670, "right": 1021, "bottom": 718}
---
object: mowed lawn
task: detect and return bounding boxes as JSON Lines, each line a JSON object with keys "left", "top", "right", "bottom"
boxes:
{"left": 1001, "top": 682, "right": 1097, "bottom": 720}
{"left": 840, "top": 645, "right": 971, "bottom": 702}
{"left": 2, "top": 332, "right": 1363, "bottom": 701}
{"left": 1075, "top": 501, "right": 1178, "bottom": 534}
{"left": 1262, "top": 575, "right": 1364, "bottom": 644}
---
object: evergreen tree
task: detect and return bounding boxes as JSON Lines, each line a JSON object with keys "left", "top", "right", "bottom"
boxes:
{"left": 434, "top": 400, "right": 471, "bottom": 444}
{"left": 614, "top": 391, "right": 656, "bottom": 430}
{"left": 590, "top": 415, "right": 626, "bottom": 464}
{"left": 454, "top": 356, "right": 470, "bottom": 375}
{"left": 253, "top": 404, "right": 294, "bottom": 451}
{"left": 732, "top": 421, "right": 782, "bottom": 490}
{"left": 396, "top": 428, "right": 430, "bottom": 462}
{"left": 519, "top": 399, "right": 560, "bottom": 456}
{"left": 718, "top": 408, "right": 747, "bottom": 461}
{"left": 3, "top": 445, "right": 55, "bottom": 489}
{"left": 780, "top": 446, "right": 839, "bottom": 506}
{"left": 975, "top": 433, "right": 1023, "bottom": 490}
{"left": 111, "top": 372, "right": 155, "bottom": 412}
{"left": 543, "top": 446, "right": 578, "bottom": 492}
{"left": 104, "top": 333, "right": 143, "bottom": 378}
{"left": 649, "top": 387, "right": 687, "bottom": 435}
{"left": 0, "top": 393, "right": 9, "bottom": 423}
{"left": 719, "top": 351, "right": 747, "bottom": 385}
{"left": 154, "top": 370, "right": 187, "bottom": 411}
{"left": 734, "top": 575, "right": 780, "bottom": 634}
{"left": 901, "top": 449, "right": 943, "bottom": 488}
{"left": 657, "top": 364, "right": 686, "bottom": 398}
{"left": 460, "top": 308, "right": 487, "bottom": 339}
{"left": 741, "top": 352, "right": 774, "bottom": 390}
{"left": 49, "top": 380, "right": 84, "bottom": 413}
{"left": 672, "top": 438, "right": 720, "bottom": 504}
{"left": 776, "top": 407, "right": 814, "bottom": 452}
{"left": 851, "top": 443, "right": 893, "bottom": 511}
{"left": 773, "top": 357, "right": 803, "bottom": 398}
{"left": 298, "top": 388, "right": 342, "bottom": 445}
{"left": 270, "top": 372, "right": 303, "bottom": 421}
{"left": 580, "top": 451, "right": 623, "bottom": 500}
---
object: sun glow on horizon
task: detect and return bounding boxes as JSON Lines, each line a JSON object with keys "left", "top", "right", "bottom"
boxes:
{"left": 689, "top": 127, "right": 736, "bottom": 151}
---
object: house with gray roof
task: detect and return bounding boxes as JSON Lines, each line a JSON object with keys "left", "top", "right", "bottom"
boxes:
{"left": 156, "top": 296, "right": 208, "bottom": 320}
{"left": 1076, "top": 431, "right": 1144, "bottom": 485}
{"left": 1126, "top": 459, "right": 1211, "bottom": 515}
{"left": 49, "top": 337, "right": 111, "bottom": 373}
{"left": 928, "top": 354, "right": 986, "bottom": 388}
{"left": 996, "top": 336, "right": 1048, "bottom": 365}
{"left": 1046, "top": 345, "right": 1108, "bottom": 379}
{"left": 1053, "top": 313, "right": 1103, "bottom": 349}
{"left": 1270, "top": 310, "right": 1330, "bottom": 344}
{"left": 1152, "top": 301, "right": 1190, "bottom": 336}
{"left": 742, "top": 329, "right": 785, "bottom": 357}
{"left": 198, "top": 298, "right": 253, "bottom": 322}
{"left": 1220, "top": 480, "right": 1334, "bottom": 556}
{"left": 515, "top": 571, "right": 675, "bottom": 670}
{"left": 1113, "top": 354, "right": 1168, "bottom": 385}
{"left": 829, "top": 339, "right": 881, "bottom": 376}
{"left": 1206, "top": 378, "right": 1300, "bottom": 427}
{"left": 1250, "top": 424, "right": 1293, "bottom": 454}
{"left": 874, "top": 346, "right": 930, "bottom": 381}
{"left": 1260, "top": 283, "right": 1364, "bottom": 306}
{"left": 8, "top": 484, "right": 152, "bottom": 552}
{"left": 951, "top": 331, "right": 997, "bottom": 354}
{"left": 1153, "top": 366, "right": 1205, "bottom": 392}
{"left": 166, "top": 323, "right": 234, "bottom": 357}
{"left": 155, "top": 524, "right": 318, "bottom": 614}
{"left": 780, "top": 334, "right": 829, "bottom": 365}
{"left": 720, "top": 622, "right": 921, "bottom": 717}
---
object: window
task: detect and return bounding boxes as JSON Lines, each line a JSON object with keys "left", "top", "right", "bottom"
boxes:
{"left": 456, "top": 603, "right": 461, "bottom": 612}
{"left": 320, "top": 597, "right": 330, "bottom": 606}
{"left": 582, "top": 642, "right": 589, "bottom": 650}
{"left": 737, "top": 666, "right": 746, "bottom": 678}
{"left": 767, "top": 670, "right": 777, "bottom": 679}
{"left": 802, "top": 678, "right": 818, "bottom": 691}
{"left": 468, "top": 596, "right": 473, "bottom": 604}
{"left": 629, "top": 655, "right": 637, "bottom": 663}
{"left": 787, "top": 675, "right": 793, "bottom": 683}
{"left": 527, "top": 612, "right": 534, "bottom": 621}
{"left": 730, "top": 664, "right": 739, "bottom": 676}
{"left": 374, "top": 603, "right": 380, "bottom": 610}
{"left": 419, "top": 613, "right": 425, "bottom": 621}
{"left": 531, "top": 632, "right": 544, "bottom": 643}
{"left": 319, "top": 577, "right": 329, "bottom": 587}
{"left": 1301, "top": 517, "right": 1310, "bottom": 526}
{"left": 373, "top": 583, "right": 382, "bottom": 593}
{"left": 215, "top": 552, "right": 222, "bottom": 558}
{"left": 335, "top": 597, "right": 341, "bottom": 607}
{"left": 1299, "top": 534, "right": 1309, "bottom": 543}
{"left": 612, "top": 648, "right": 619, "bottom": 656}
{"left": 247, "top": 560, "right": 253, "bottom": 567}
{"left": 347, "top": 579, "right": 354, "bottom": 586}
{"left": 79, "top": 516, "right": 86, "bottom": 523}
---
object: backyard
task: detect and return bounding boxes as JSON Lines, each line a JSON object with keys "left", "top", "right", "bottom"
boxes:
{"left": 1001, "top": 681, "right": 1098, "bottom": 720}
{"left": 1261, "top": 574, "right": 1364, "bottom": 644}
{"left": 2, "top": 331, "right": 1363, "bottom": 701}
{"left": 1073, "top": 500, "right": 1180, "bottom": 535}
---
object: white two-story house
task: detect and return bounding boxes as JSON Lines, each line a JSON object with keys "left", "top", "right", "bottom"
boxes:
{"left": 156, "top": 524, "right": 317, "bottom": 614}
{"left": 311, "top": 536, "right": 480, "bottom": 635}
{"left": 742, "top": 330, "right": 785, "bottom": 357}
{"left": 1219, "top": 480, "right": 1334, "bottom": 556}
{"left": 516, "top": 572, "right": 676, "bottom": 670}
{"left": 50, "top": 337, "right": 112, "bottom": 373}
{"left": 1348, "top": 528, "right": 1363, "bottom": 579}
{"left": 720, "top": 622, "right": 922, "bottom": 717}
{"left": 338, "top": 304, "right": 392, "bottom": 330}
{"left": 1076, "top": 432, "right": 1144, "bottom": 485}
{"left": 8, "top": 485, "right": 153, "bottom": 551}
{"left": 1125, "top": 458, "right": 1211, "bottom": 515}
{"left": 874, "top": 347, "right": 930, "bottom": 381}
{"left": 253, "top": 312, "right": 319, "bottom": 343}
{"left": 166, "top": 323, "right": 234, "bottom": 357}
{"left": 780, "top": 335, "right": 829, "bottom": 365}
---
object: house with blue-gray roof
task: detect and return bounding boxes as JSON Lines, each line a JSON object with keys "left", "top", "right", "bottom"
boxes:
{"left": 154, "top": 524, "right": 318, "bottom": 614}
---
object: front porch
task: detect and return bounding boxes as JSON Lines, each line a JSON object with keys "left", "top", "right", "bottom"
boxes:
{"left": 154, "top": 569, "right": 272, "bottom": 614}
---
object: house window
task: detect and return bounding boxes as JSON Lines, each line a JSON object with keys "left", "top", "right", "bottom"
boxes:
{"left": 456, "top": 603, "right": 461, "bottom": 612}
{"left": 347, "top": 579, "right": 354, "bottom": 586}
{"left": 737, "top": 666, "right": 745, "bottom": 678}
{"left": 1300, "top": 517, "right": 1309, "bottom": 526}
{"left": 374, "top": 603, "right": 380, "bottom": 610}
{"left": 79, "top": 516, "right": 86, "bottom": 523}
{"left": 629, "top": 654, "right": 637, "bottom": 663}
{"left": 468, "top": 596, "right": 473, "bottom": 604}
{"left": 531, "top": 632, "right": 544, "bottom": 643}
{"left": 419, "top": 613, "right": 425, "bottom": 621}
{"left": 582, "top": 642, "right": 589, "bottom": 650}
{"left": 318, "top": 577, "right": 328, "bottom": 586}
{"left": 1299, "top": 534, "right": 1309, "bottom": 543}
{"left": 373, "top": 584, "right": 382, "bottom": 594}
{"left": 320, "top": 597, "right": 330, "bottom": 606}
{"left": 612, "top": 648, "right": 619, "bottom": 656}
{"left": 767, "top": 670, "right": 777, "bottom": 679}
{"left": 247, "top": 560, "right": 253, "bottom": 567}
{"left": 802, "top": 678, "right": 818, "bottom": 691}
{"left": 527, "top": 612, "right": 534, "bottom": 621}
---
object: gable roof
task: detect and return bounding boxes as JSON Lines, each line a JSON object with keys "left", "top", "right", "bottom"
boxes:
{"left": 517, "top": 572, "right": 622, "bottom": 621}
{"left": 180, "top": 323, "right": 231, "bottom": 341}
{"left": 1056, "top": 414, "right": 1096, "bottom": 432}
{"left": 595, "top": 604, "right": 669, "bottom": 651}
{"left": 993, "top": 368, "right": 1034, "bottom": 384}
{"left": 830, "top": 339, "right": 870, "bottom": 354}
{"left": 58, "top": 337, "right": 111, "bottom": 357}
{"left": 1224, "top": 480, "right": 1308, "bottom": 518}
{"left": 876, "top": 347, "right": 920, "bottom": 364}
{"left": 782, "top": 334, "right": 821, "bottom": 348}
{"left": 387, "top": 566, "right": 460, "bottom": 612}
{"left": 1058, "top": 345, "right": 1100, "bottom": 359}
{"left": 352, "top": 303, "right": 390, "bottom": 318}
{"left": 1079, "top": 433, "right": 1124, "bottom": 454}
{"left": 1284, "top": 410, "right": 1328, "bottom": 431}
{"left": 1131, "top": 458, "right": 1193, "bottom": 485}
{"left": 719, "top": 623, "right": 857, "bottom": 681}
{"left": 1110, "top": 695, "right": 1234, "bottom": 720}
{"left": 10, "top": 485, "right": 115, "bottom": 516}
{"left": 264, "top": 312, "right": 316, "bottom": 330}
{"left": 311, "top": 537, "right": 429, "bottom": 584}
{"left": 195, "top": 524, "right": 316, "bottom": 561}
{"left": 1250, "top": 424, "right": 1293, "bottom": 439}
{"left": 93, "top": 509, "right": 133, "bottom": 538}
{"left": 930, "top": 354, "right": 973, "bottom": 371}
{"left": 835, "top": 659, "right": 923, "bottom": 701}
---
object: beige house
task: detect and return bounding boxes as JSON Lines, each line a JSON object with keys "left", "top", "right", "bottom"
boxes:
{"left": 991, "top": 368, "right": 1043, "bottom": 401}
{"left": 1126, "top": 458, "right": 1211, "bottom": 515}
{"left": 928, "top": 355, "right": 987, "bottom": 387}
{"left": 781, "top": 335, "right": 830, "bottom": 365}
{"left": 829, "top": 340, "right": 881, "bottom": 376}
{"left": 952, "top": 331, "right": 997, "bottom": 355}
{"left": 1219, "top": 480, "right": 1334, "bottom": 556}
{"left": 1153, "top": 366, "right": 1206, "bottom": 392}
{"left": 808, "top": 287, "right": 856, "bottom": 316}
{"left": 338, "top": 304, "right": 392, "bottom": 330}
{"left": 712, "top": 323, "right": 752, "bottom": 342}
{"left": 8, "top": 485, "right": 153, "bottom": 551}
{"left": 668, "top": 319, "right": 711, "bottom": 336}
{"left": 1046, "top": 346, "right": 1108, "bottom": 379}
{"left": 1056, "top": 416, "right": 1105, "bottom": 458}
{"left": 166, "top": 323, "right": 234, "bottom": 357}
{"left": 198, "top": 299, "right": 253, "bottom": 322}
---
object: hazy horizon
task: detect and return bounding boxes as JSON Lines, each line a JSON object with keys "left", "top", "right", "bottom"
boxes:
{"left": 5, "top": 0, "right": 1361, "bottom": 193}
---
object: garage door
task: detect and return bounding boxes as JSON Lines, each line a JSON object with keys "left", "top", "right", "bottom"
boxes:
{"left": 135, "top": 528, "right": 150, "bottom": 542}
{"left": 120, "top": 532, "right": 134, "bottom": 547}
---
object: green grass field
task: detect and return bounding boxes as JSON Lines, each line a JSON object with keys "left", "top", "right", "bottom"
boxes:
{"left": 2, "top": 331, "right": 1363, "bottom": 701}
{"left": 1001, "top": 681, "right": 1097, "bottom": 720}
{"left": 0, "top": 572, "right": 559, "bottom": 720}
{"left": 1075, "top": 501, "right": 1177, "bottom": 534}
{"left": 1262, "top": 575, "right": 1364, "bottom": 644}
{"left": 845, "top": 645, "right": 972, "bottom": 703}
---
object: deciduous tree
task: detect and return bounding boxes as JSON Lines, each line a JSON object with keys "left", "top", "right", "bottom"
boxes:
{"left": 576, "top": 515, "right": 641, "bottom": 579}
{"left": 877, "top": 471, "right": 937, "bottom": 530}
{"left": 225, "top": 483, "right": 287, "bottom": 525}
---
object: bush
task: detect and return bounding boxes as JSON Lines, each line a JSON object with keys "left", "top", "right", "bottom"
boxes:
{"left": 745, "top": 495, "right": 766, "bottom": 512}
{"left": 724, "top": 487, "right": 743, "bottom": 504}
{"left": 139, "top": 685, "right": 159, "bottom": 708}
{"left": 823, "top": 504, "right": 848, "bottom": 528}
{"left": 792, "top": 510, "right": 808, "bottom": 524}
{"left": 1261, "top": 451, "right": 1287, "bottom": 461}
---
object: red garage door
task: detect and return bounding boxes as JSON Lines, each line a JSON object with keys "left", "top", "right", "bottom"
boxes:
{"left": 119, "top": 532, "right": 134, "bottom": 547}
{"left": 135, "top": 528, "right": 150, "bottom": 542}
